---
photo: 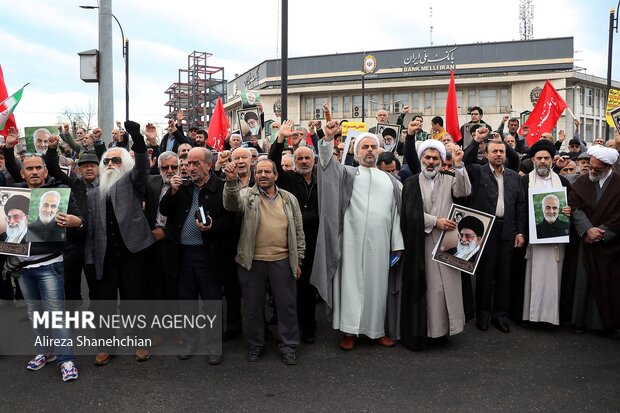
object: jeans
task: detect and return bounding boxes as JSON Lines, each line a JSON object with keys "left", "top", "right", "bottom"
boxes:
{"left": 18, "top": 261, "right": 74, "bottom": 363}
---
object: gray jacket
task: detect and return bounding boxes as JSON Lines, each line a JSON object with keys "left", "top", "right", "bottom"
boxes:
{"left": 223, "top": 182, "right": 305, "bottom": 276}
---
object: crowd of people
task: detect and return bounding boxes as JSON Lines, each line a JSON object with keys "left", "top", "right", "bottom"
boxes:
{"left": 1, "top": 101, "right": 619, "bottom": 382}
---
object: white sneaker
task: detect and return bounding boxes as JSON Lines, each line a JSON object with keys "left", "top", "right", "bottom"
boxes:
{"left": 26, "top": 354, "right": 56, "bottom": 371}
{"left": 60, "top": 361, "right": 79, "bottom": 382}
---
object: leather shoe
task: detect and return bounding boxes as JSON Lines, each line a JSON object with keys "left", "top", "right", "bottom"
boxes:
{"left": 476, "top": 319, "right": 489, "bottom": 331}
{"left": 339, "top": 335, "right": 355, "bottom": 351}
{"left": 301, "top": 332, "right": 316, "bottom": 344}
{"left": 377, "top": 336, "right": 396, "bottom": 347}
{"left": 177, "top": 345, "right": 196, "bottom": 361}
{"left": 247, "top": 348, "right": 264, "bottom": 362}
{"left": 207, "top": 354, "right": 223, "bottom": 365}
{"left": 135, "top": 348, "right": 151, "bottom": 362}
{"left": 282, "top": 352, "right": 297, "bottom": 365}
{"left": 94, "top": 352, "right": 111, "bottom": 366}
{"left": 491, "top": 319, "right": 510, "bottom": 333}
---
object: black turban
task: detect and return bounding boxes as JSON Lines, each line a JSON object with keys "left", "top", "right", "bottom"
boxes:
{"left": 529, "top": 139, "right": 556, "bottom": 158}
{"left": 458, "top": 215, "right": 484, "bottom": 237}
{"left": 4, "top": 195, "right": 29, "bottom": 215}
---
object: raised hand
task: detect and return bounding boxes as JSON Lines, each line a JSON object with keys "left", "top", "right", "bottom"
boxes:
{"left": 144, "top": 123, "right": 158, "bottom": 145}
{"left": 323, "top": 120, "right": 339, "bottom": 141}
{"left": 5, "top": 127, "right": 19, "bottom": 148}
{"left": 407, "top": 120, "right": 422, "bottom": 135}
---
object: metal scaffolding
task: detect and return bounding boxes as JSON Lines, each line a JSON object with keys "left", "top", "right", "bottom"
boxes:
{"left": 164, "top": 51, "right": 226, "bottom": 129}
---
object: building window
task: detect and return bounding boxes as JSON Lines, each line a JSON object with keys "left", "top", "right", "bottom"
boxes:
{"left": 479, "top": 89, "right": 497, "bottom": 108}
{"left": 343, "top": 96, "right": 351, "bottom": 117}
{"left": 500, "top": 88, "right": 509, "bottom": 107}
{"left": 382, "top": 93, "right": 391, "bottom": 111}
{"left": 313, "top": 97, "right": 325, "bottom": 119}
{"left": 304, "top": 97, "right": 312, "bottom": 119}
{"left": 411, "top": 92, "right": 419, "bottom": 111}
{"left": 468, "top": 90, "right": 477, "bottom": 107}
{"left": 393, "top": 93, "right": 409, "bottom": 113}
{"left": 586, "top": 88, "right": 593, "bottom": 107}
{"left": 370, "top": 94, "right": 379, "bottom": 113}
{"left": 424, "top": 92, "right": 432, "bottom": 110}
{"left": 331, "top": 96, "right": 339, "bottom": 118}
{"left": 435, "top": 91, "right": 448, "bottom": 110}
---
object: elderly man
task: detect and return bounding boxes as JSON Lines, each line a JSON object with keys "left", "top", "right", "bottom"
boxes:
{"left": 160, "top": 115, "right": 190, "bottom": 154}
{"left": 223, "top": 158, "right": 305, "bottom": 365}
{"left": 25, "top": 191, "right": 64, "bottom": 243}
{"left": 312, "top": 121, "right": 404, "bottom": 350}
{"left": 576, "top": 152, "right": 590, "bottom": 176}
{"left": 518, "top": 140, "right": 572, "bottom": 326}
{"left": 281, "top": 154, "right": 294, "bottom": 171}
{"left": 569, "top": 145, "right": 620, "bottom": 336}
{"left": 160, "top": 147, "right": 233, "bottom": 364}
{"left": 400, "top": 137, "right": 471, "bottom": 350}
{"left": 85, "top": 121, "right": 155, "bottom": 366}
{"left": 368, "top": 109, "right": 389, "bottom": 134}
{"left": 445, "top": 216, "right": 485, "bottom": 262}
{"left": 32, "top": 128, "right": 51, "bottom": 155}
{"left": 270, "top": 120, "right": 320, "bottom": 343}
{"left": 496, "top": 116, "right": 528, "bottom": 154}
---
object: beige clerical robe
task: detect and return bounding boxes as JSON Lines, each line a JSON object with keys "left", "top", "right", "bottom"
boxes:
{"left": 420, "top": 168, "right": 471, "bottom": 337}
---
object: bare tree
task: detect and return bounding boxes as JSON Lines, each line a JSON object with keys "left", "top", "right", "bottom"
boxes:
{"left": 57, "top": 101, "right": 97, "bottom": 134}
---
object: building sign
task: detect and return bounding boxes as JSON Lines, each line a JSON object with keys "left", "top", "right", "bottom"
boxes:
{"left": 402, "top": 47, "right": 456, "bottom": 73}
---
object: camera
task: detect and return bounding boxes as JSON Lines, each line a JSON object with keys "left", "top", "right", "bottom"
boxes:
{"left": 194, "top": 206, "right": 212, "bottom": 227}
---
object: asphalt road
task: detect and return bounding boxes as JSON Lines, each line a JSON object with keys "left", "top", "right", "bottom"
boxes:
{"left": 1, "top": 303, "right": 618, "bottom": 413}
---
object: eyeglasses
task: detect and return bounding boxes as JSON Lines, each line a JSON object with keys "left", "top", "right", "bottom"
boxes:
{"left": 159, "top": 164, "right": 179, "bottom": 171}
{"left": 24, "top": 152, "right": 43, "bottom": 158}
{"left": 102, "top": 157, "right": 122, "bottom": 165}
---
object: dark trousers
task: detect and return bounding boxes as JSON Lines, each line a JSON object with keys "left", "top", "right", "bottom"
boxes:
{"left": 223, "top": 260, "right": 242, "bottom": 332}
{"left": 63, "top": 243, "right": 84, "bottom": 308}
{"left": 238, "top": 259, "right": 299, "bottom": 353}
{"left": 147, "top": 239, "right": 178, "bottom": 301}
{"left": 94, "top": 251, "right": 148, "bottom": 352}
{"left": 178, "top": 246, "right": 222, "bottom": 347}
{"left": 297, "top": 258, "right": 317, "bottom": 335}
{"left": 475, "top": 220, "right": 513, "bottom": 322}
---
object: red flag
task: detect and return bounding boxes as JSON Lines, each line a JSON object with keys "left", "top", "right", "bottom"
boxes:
{"left": 207, "top": 96, "right": 230, "bottom": 151}
{"left": 0, "top": 65, "right": 17, "bottom": 137}
{"left": 522, "top": 81, "right": 567, "bottom": 147}
{"left": 445, "top": 70, "right": 462, "bottom": 142}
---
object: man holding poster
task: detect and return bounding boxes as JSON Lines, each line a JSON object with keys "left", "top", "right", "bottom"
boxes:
{"left": 520, "top": 139, "right": 571, "bottom": 326}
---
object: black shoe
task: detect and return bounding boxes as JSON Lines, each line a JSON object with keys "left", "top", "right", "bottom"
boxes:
{"left": 572, "top": 325, "right": 586, "bottom": 334}
{"left": 207, "top": 354, "right": 223, "bottom": 365}
{"left": 282, "top": 352, "right": 297, "bottom": 365}
{"left": 302, "top": 332, "right": 316, "bottom": 344}
{"left": 491, "top": 319, "right": 510, "bottom": 333}
{"left": 247, "top": 348, "right": 264, "bottom": 362}
{"left": 177, "top": 345, "right": 196, "bottom": 360}
{"left": 476, "top": 319, "right": 489, "bottom": 331}
{"left": 223, "top": 329, "right": 242, "bottom": 341}
{"left": 437, "top": 336, "right": 451, "bottom": 348}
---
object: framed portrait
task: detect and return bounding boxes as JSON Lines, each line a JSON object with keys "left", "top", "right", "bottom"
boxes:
{"left": 341, "top": 129, "right": 362, "bottom": 165}
{"left": 0, "top": 187, "right": 32, "bottom": 257}
{"left": 25, "top": 187, "right": 71, "bottom": 243}
{"left": 528, "top": 187, "right": 569, "bottom": 244}
{"left": 24, "top": 125, "right": 58, "bottom": 155}
{"left": 432, "top": 204, "right": 496, "bottom": 275}
{"left": 610, "top": 105, "right": 620, "bottom": 136}
{"left": 237, "top": 108, "right": 262, "bottom": 142}
{"left": 376, "top": 123, "right": 401, "bottom": 153}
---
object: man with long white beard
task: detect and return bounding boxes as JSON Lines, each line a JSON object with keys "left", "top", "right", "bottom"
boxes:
{"left": 400, "top": 133, "right": 471, "bottom": 351}
{"left": 569, "top": 145, "right": 620, "bottom": 337}
{"left": 4, "top": 195, "right": 29, "bottom": 243}
{"left": 519, "top": 139, "right": 572, "bottom": 326}
{"left": 85, "top": 120, "right": 155, "bottom": 366}
{"left": 312, "top": 121, "right": 404, "bottom": 351}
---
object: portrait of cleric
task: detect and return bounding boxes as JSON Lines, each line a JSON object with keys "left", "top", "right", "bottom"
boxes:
{"left": 1, "top": 193, "right": 30, "bottom": 244}
{"left": 376, "top": 123, "right": 401, "bottom": 153}
{"left": 534, "top": 192, "right": 570, "bottom": 241}
{"left": 238, "top": 108, "right": 262, "bottom": 141}
{"left": 25, "top": 188, "right": 70, "bottom": 243}
{"left": 433, "top": 205, "right": 495, "bottom": 275}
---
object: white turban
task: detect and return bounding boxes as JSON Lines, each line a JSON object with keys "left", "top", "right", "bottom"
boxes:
{"left": 417, "top": 139, "right": 446, "bottom": 161}
{"left": 353, "top": 132, "right": 381, "bottom": 156}
{"left": 587, "top": 144, "right": 619, "bottom": 165}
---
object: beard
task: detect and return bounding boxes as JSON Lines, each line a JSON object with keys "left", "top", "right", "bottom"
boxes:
{"left": 422, "top": 163, "right": 440, "bottom": 179}
{"left": 6, "top": 220, "right": 27, "bottom": 243}
{"left": 588, "top": 170, "right": 602, "bottom": 182}
{"left": 249, "top": 125, "right": 260, "bottom": 135}
{"left": 99, "top": 168, "right": 125, "bottom": 199}
{"left": 455, "top": 238, "right": 478, "bottom": 259}
{"left": 544, "top": 213, "right": 558, "bottom": 224}
{"left": 535, "top": 165, "right": 550, "bottom": 177}
{"left": 39, "top": 213, "right": 54, "bottom": 224}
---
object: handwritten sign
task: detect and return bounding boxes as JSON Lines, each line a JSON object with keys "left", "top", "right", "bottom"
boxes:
{"left": 341, "top": 122, "right": 366, "bottom": 137}
{"left": 606, "top": 89, "right": 620, "bottom": 127}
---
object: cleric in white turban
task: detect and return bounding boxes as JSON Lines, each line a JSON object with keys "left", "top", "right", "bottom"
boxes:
{"left": 353, "top": 132, "right": 381, "bottom": 156}
{"left": 587, "top": 144, "right": 619, "bottom": 165}
{"left": 417, "top": 139, "right": 446, "bottom": 161}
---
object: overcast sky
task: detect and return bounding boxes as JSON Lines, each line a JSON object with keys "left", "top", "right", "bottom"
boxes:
{"left": 2, "top": 0, "right": 618, "bottom": 130}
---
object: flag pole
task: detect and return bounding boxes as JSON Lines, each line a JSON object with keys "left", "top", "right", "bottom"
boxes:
{"left": 0, "top": 83, "right": 29, "bottom": 107}
{"left": 565, "top": 106, "right": 577, "bottom": 120}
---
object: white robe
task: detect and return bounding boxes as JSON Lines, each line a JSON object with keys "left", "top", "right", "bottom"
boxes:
{"left": 523, "top": 172, "right": 564, "bottom": 325}
{"left": 420, "top": 169, "right": 471, "bottom": 337}
{"left": 332, "top": 166, "right": 404, "bottom": 338}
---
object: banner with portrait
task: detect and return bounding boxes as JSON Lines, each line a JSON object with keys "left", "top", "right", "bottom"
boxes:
{"left": 528, "top": 187, "right": 569, "bottom": 244}
{"left": 376, "top": 123, "right": 401, "bottom": 153}
{"left": 0, "top": 188, "right": 32, "bottom": 257}
{"left": 241, "top": 90, "right": 261, "bottom": 109}
{"left": 432, "top": 204, "right": 496, "bottom": 275}
{"left": 24, "top": 125, "right": 58, "bottom": 154}
{"left": 237, "top": 108, "right": 262, "bottom": 142}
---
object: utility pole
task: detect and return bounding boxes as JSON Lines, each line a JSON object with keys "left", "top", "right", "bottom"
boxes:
{"left": 98, "top": 0, "right": 114, "bottom": 145}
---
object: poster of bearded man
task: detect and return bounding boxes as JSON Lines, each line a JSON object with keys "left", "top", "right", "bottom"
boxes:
{"left": 528, "top": 187, "right": 570, "bottom": 244}
{"left": 0, "top": 188, "right": 31, "bottom": 256}
{"left": 237, "top": 108, "right": 262, "bottom": 142}
{"left": 433, "top": 204, "right": 495, "bottom": 275}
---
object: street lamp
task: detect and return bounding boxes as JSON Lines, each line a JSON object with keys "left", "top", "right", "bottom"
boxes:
{"left": 80, "top": 5, "right": 129, "bottom": 122}
{"left": 606, "top": 3, "right": 619, "bottom": 139}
